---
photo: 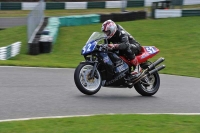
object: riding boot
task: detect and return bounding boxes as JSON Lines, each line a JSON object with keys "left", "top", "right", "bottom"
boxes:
{"left": 130, "top": 58, "right": 142, "bottom": 75}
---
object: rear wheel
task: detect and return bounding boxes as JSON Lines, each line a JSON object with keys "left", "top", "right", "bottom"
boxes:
{"left": 74, "top": 63, "right": 102, "bottom": 95}
{"left": 134, "top": 62, "right": 160, "bottom": 96}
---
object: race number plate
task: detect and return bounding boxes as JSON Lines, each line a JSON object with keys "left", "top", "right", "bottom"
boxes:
{"left": 145, "top": 46, "right": 157, "bottom": 54}
{"left": 82, "top": 41, "right": 97, "bottom": 55}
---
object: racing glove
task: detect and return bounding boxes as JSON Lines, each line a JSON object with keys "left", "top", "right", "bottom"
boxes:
{"left": 108, "top": 44, "right": 119, "bottom": 50}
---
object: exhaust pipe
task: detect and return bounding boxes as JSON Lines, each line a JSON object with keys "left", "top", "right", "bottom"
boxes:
{"left": 148, "top": 57, "right": 165, "bottom": 70}
{"left": 132, "top": 65, "right": 165, "bottom": 85}
{"left": 148, "top": 65, "right": 166, "bottom": 75}
{"left": 130, "top": 58, "right": 165, "bottom": 85}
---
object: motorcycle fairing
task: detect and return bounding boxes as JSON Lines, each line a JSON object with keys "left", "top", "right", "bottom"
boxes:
{"left": 97, "top": 52, "right": 114, "bottom": 81}
{"left": 119, "top": 46, "right": 160, "bottom": 67}
{"left": 96, "top": 52, "right": 129, "bottom": 86}
{"left": 82, "top": 32, "right": 107, "bottom": 55}
{"left": 136, "top": 46, "right": 160, "bottom": 64}
{"left": 81, "top": 41, "right": 97, "bottom": 55}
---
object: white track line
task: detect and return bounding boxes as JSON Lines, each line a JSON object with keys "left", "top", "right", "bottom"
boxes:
{"left": 0, "top": 66, "right": 73, "bottom": 70}
{"left": 1, "top": 113, "right": 200, "bottom": 122}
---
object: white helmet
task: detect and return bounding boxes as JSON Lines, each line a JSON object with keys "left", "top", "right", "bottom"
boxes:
{"left": 101, "top": 20, "right": 117, "bottom": 39}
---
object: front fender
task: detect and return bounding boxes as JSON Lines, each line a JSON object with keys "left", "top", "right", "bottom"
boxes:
{"left": 79, "top": 61, "right": 96, "bottom": 65}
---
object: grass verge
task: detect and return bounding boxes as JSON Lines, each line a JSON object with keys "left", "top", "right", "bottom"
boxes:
{"left": 0, "top": 114, "right": 200, "bottom": 133}
{"left": 0, "top": 16, "right": 199, "bottom": 77}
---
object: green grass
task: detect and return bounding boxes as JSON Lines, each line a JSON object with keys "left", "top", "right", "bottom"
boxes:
{"left": 0, "top": 114, "right": 200, "bottom": 133}
{"left": 0, "top": 16, "right": 200, "bottom": 77}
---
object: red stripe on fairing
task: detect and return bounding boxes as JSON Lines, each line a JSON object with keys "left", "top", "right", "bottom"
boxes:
{"left": 120, "top": 46, "right": 160, "bottom": 66}
{"left": 120, "top": 56, "right": 132, "bottom": 66}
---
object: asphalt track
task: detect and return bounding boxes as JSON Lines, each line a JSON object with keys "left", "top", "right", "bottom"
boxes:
{"left": 0, "top": 66, "right": 200, "bottom": 121}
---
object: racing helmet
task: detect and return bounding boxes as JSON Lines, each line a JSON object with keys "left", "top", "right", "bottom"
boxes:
{"left": 101, "top": 20, "right": 117, "bottom": 39}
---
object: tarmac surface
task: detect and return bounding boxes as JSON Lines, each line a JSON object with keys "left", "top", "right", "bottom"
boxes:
{"left": 0, "top": 66, "right": 200, "bottom": 120}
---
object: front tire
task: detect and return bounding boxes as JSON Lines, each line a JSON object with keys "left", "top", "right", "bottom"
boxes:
{"left": 74, "top": 63, "right": 102, "bottom": 95}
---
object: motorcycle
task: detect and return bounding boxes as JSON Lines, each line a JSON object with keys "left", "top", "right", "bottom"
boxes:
{"left": 74, "top": 32, "right": 165, "bottom": 96}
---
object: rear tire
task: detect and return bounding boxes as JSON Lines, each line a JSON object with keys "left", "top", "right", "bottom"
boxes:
{"left": 134, "top": 62, "right": 160, "bottom": 96}
{"left": 74, "top": 62, "right": 102, "bottom": 95}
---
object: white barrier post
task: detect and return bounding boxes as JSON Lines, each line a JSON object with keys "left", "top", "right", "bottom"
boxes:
{"left": 0, "top": 42, "right": 21, "bottom": 60}
{"left": 0, "top": 47, "right": 7, "bottom": 60}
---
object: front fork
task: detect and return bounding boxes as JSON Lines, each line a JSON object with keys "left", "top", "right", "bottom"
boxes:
{"left": 88, "top": 61, "right": 99, "bottom": 80}
{"left": 84, "top": 54, "right": 99, "bottom": 80}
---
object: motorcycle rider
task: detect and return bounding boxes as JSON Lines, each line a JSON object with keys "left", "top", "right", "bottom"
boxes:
{"left": 101, "top": 19, "right": 142, "bottom": 75}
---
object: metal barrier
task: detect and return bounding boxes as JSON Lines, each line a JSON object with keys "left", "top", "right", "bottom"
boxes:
{"left": 27, "top": 0, "right": 44, "bottom": 44}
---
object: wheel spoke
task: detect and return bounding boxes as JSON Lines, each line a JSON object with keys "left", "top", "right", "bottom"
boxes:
{"left": 141, "top": 74, "right": 156, "bottom": 92}
{"left": 79, "top": 65, "right": 101, "bottom": 91}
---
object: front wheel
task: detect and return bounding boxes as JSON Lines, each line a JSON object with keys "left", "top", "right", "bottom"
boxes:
{"left": 74, "top": 63, "right": 102, "bottom": 95}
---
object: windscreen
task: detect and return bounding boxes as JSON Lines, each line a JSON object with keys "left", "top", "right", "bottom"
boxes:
{"left": 86, "top": 32, "right": 107, "bottom": 44}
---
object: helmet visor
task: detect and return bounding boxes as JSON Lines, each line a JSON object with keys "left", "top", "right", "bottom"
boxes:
{"left": 103, "top": 30, "right": 111, "bottom": 36}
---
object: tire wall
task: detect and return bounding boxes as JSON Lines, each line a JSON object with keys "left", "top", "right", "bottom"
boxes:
{"left": 100, "top": 11, "right": 146, "bottom": 22}
{"left": 0, "top": 0, "right": 199, "bottom": 10}
{"left": 182, "top": 10, "right": 200, "bottom": 17}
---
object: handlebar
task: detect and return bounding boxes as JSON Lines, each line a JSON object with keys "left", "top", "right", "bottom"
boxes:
{"left": 96, "top": 44, "right": 108, "bottom": 52}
